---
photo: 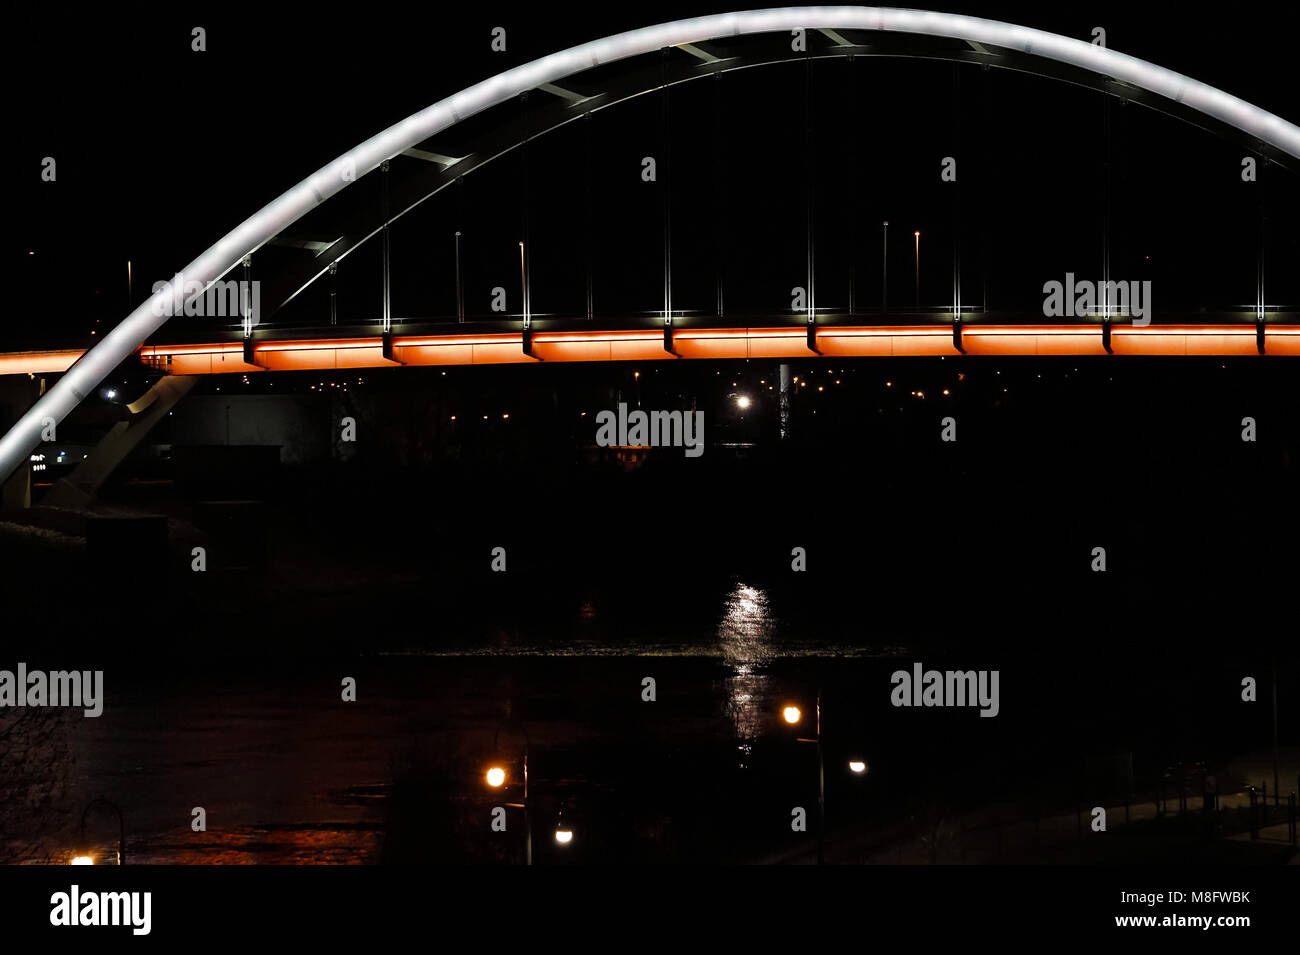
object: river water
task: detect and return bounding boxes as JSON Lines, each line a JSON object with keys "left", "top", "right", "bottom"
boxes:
{"left": 10, "top": 569, "right": 1287, "bottom": 865}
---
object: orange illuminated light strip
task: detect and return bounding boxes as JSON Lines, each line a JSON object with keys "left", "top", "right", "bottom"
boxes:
{"left": 124, "top": 323, "right": 1300, "bottom": 373}
{"left": 6, "top": 324, "right": 1296, "bottom": 380}
{"left": 0, "top": 350, "right": 85, "bottom": 375}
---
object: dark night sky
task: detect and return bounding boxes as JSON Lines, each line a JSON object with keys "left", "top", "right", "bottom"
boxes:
{"left": 11, "top": 1, "right": 1300, "bottom": 348}
{"left": 4, "top": 5, "right": 1299, "bottom": 878}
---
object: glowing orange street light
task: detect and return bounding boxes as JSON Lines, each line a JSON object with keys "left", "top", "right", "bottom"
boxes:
{"left": 782, "top": 693, "right": 824, "bottom": 862}
{"left": 489, "top": 723, "right": 533, "bottom": 864}
{"left": 76, "top": 796, "right": 125, "bottom": 865}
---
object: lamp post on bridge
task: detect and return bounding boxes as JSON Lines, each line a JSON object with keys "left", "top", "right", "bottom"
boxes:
{"left": 882, "top": 221, "right": 888, "bottom": 313}
{"left": 519, "top": 240, "right": 533, "bottom": 357}
{"left": 914, "top": 230, "right": 921, "bottom": 307}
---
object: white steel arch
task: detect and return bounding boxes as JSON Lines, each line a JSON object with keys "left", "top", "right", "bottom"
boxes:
{"left": 3, "top": 6, "right": 1298, "bottom": 479}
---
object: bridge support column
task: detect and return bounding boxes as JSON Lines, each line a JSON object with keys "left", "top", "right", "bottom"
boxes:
{"left": 585, "top": 113, "right": 595, "bottom": 322}
{"left": 329, "top": 261, "right": 339, "bottom": 326}
{"left": 381, "top": 160, "right": 392, "bottom": 333}
{"left": 661, "top": 51, "right": 674, "bottom": 342}
{"left": 454, "top": 229, "right": 464, "bottom": 324}
{"left": 950, "top": 63, "right": 962, "bottom": 334}
{"left": 241, "top": 255, "right": 254, "bottom": 338}
{"left": 519, "top": 239, "right": 536, "bottom": 359}
{"left": 43, "top": 375, "right": 197, "bottom": 509}
{"left": 241, "top": 253, "right": 261, "bottom": 368}
{"left": 804, "top": 56, "right": 817, "bottom": 356}
{"left": 0, "top": 375, "right": 44, "bottom": 509}
{"left": 1256, "top": 171, "right": 1266, "bottom": 354}
{"left": 1101, "top": 95, "right": 1112, "bottom": 348}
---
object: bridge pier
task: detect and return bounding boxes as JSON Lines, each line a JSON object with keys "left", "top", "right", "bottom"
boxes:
{"left": 43, "top": 376, "right": 197, "bottom": 509}
{"left": 0, "top": 375, "right": 44, "bottom": 509}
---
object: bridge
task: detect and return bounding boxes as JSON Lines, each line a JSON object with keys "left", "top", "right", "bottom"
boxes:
{"left": 5, "top": 316, "right": 1300, "bottom": 381}
{"left": 4, "top": 6, "right": 1299, "bottom": 489}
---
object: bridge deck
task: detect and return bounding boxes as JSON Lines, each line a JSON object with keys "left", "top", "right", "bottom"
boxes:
{"left": 4, "top": 324, "right": 1298, "bottom": 377}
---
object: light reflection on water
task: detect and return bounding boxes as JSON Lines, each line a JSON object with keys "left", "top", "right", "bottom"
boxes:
{"left": 384, "top": 583, "right": 904, "bottom": 658}
{"left": 718, "top": 582, "right": 776, "bottom": 766}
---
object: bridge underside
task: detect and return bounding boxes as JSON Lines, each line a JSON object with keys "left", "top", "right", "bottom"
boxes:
{"left": 6, "top": 323, "right": 1296, "bottom": 378}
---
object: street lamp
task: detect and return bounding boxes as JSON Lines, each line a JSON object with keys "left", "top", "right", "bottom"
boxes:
{"left": 781, "top": 692, "right": 825, "bottom": 864}
{"left": 781, "top": 695, "right": 869, "bottom": 863}
{"left": 487, "top": 723, "right": 532, "bottom": 865}
{"left": 914, "top": 231, "right": 921, "bottom": 307}
{"left": 553, "top": 804, "right": 574, "bottom": 846}
{"left": 882, "top": 221, "right": 889, "bottom": 313}
{"left": 75, "top": 796, "right": 125, "bottom": 866}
